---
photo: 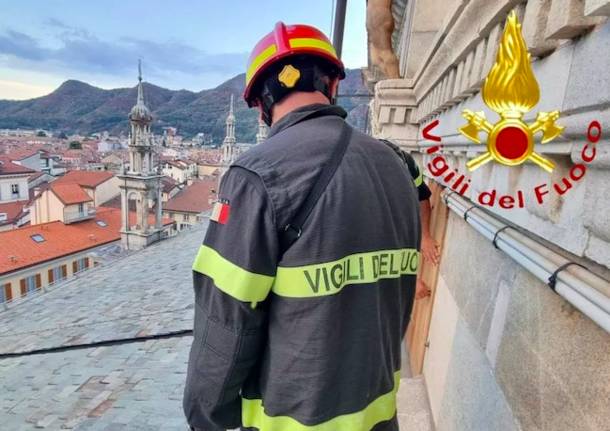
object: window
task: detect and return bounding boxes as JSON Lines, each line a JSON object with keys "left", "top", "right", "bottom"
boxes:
{"left": 31, "top": 234, "right": 45, "bottom": 243}
{"left": 78, "top": 203, "right": 84, "bottom": 214}
{"left": 184, "top": 213, "right": 190, "bottom": 221}
{"left": 76, "top": 257, "right": 88, "bottom": 272}
{"left": 25, "top": 275, "right": 37, "bottom": 293}
{"left": 51, "top": 266, "right": 66, "bottom": 283}
{"left": 96, "top": 220, "right": 107, "bottom": 227}
{"left": 0, "top": 283, "right": 12, "bottom": 303}
{"left": 11, "top": 183, "right": 19, "bottom": 195}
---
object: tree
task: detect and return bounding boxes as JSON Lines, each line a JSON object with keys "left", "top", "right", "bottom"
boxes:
{"left": 57, "top": 132, "right": 68, "bottom": 140}
{"left": 69, "top": 141, "right": 82, "bottom": 149}
{"left": 36, "top": 130, "right": 47, "bottom": 137}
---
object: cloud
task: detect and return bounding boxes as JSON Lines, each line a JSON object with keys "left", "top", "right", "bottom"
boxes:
{"left": 0, "top": 30, "right": 47, "bottom": 61}
{"left": 0, "top": 21, "right": 247, "bottom": 90}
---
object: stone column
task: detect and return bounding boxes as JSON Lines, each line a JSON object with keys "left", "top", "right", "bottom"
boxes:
{"left": 140, "top": 191, "right": 148, "bottom": 233}
{"left": 155, "top": 184, "right": 163, "bottom": 230}
{"left": 121, "top": 190, "right": 129, "bottom": 232}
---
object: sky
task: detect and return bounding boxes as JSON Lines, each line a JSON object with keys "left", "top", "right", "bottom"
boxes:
{"left": 0, "top": 0, "right": 368, "bottom": 100}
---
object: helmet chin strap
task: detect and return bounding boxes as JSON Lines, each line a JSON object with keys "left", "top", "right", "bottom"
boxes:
{"left": 257, "top": 63, "right": 335, "bottom": 127}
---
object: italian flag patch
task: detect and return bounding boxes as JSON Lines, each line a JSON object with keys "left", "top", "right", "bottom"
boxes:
{"left": 211, "top": 199, "right": 230, "bottom": 224}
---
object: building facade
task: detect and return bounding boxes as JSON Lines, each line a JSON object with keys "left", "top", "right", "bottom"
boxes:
{"left": 367, "top": 1, "right": 610, "bottom": 430}
{"left": 0, "top": 157, "right": 32, "bottom": 203}
{"left": 162, "top": 178, "right": 216, "bottom": 231}
{"left": 161, "top": 159, "right": 197, "bottom": 183}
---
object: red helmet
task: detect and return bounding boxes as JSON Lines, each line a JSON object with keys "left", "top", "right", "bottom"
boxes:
{"left": 243, "top": 22, "right": 345, "bottom": 107}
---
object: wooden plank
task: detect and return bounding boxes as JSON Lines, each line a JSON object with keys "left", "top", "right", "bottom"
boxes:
{"left": 406, "top": 182, "right": 449, "bottom": 375}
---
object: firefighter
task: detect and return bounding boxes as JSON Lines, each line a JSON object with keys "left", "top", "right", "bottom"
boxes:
{"left": 184, "top": 22, "right": 420, "bottom": 431}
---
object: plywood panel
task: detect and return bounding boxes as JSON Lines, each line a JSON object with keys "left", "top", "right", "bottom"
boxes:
{"left": 406, "top": 182, "right": 449, "bottom": 375}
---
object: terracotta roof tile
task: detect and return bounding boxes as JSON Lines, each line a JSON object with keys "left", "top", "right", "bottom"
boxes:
{"left": 50, "top": 183, "right": 93, "bottom": 205}
{"left": 161, "top": 176, "right": 180, "bottom": 193}
{"left": 0, "top": 200, "right": 28, "bottom": 226}
{"left": 0, "top": 156, "right": 36, "bottom": 175}
{"left": 6, "top": 149, "right": 39, "bottom": 161}
{"left": 0, "top": 207, "right": 173, "bottom": 275}
{"left": 54, "top": 170, "right": 114, "bottom": 188}
{"left": 163, "top": 179, "right": 216, "bottom": 214}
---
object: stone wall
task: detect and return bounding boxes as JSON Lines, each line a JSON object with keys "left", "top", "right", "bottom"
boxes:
{"left": 427, "top": 213, "right": 610, "bottom": 430}
{"left": 368, "top": 0, "right": 610, "bottom": 429}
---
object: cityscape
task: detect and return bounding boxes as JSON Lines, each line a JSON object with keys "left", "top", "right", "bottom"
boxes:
{"left": 1, "top": 1, "right": 609, "bottom": 431}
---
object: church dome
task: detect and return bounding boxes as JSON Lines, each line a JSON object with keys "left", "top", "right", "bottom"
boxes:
{"left": 129, "top": 61, "right": 152, "bottom": 123}
{"left": 129, "top": 99, "right": 152, "bottom": 122}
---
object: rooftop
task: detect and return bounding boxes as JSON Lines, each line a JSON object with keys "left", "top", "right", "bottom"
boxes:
{"left": 0, "top": 207, "right": 122, "bottom": 275}
{"left": 28, "top": 171, "right": 48, "bottom": 182}
{"left": 0, "top": 222, "right": 206, "bottom": 430}
{"left": 50, "top": 183, "right": 93, "bottom": 205}
{"left": 0, "top": 207, "right": 173, "bottom": 276}
{"left": 6, "top": 148, "right": 40, "bottom": 161}
{"left": 0, "top": 200, "right": 28, "bottom": 227}
{"left": 0, "top": 156, "right": 36, "bottom": 176}
{"left": 163, "top": 179, "right": 216, "bottom": 214}
{"left": 54, "top": 170, "right": 114, "bottom": 188}
{"left": 161, "top": 176, "right": 180, "bottom": 193}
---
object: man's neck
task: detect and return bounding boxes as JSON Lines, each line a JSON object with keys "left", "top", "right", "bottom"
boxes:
{"left": 271, "top": 91, "right": 330, "bottom": 125}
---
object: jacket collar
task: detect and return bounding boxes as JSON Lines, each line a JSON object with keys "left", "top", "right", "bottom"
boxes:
{"left": 267, "top": 104, "right": 348, "bottom": 138}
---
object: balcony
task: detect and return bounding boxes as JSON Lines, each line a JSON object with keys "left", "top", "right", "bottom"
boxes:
{"left": 64, "top": 206, "right": 96, "bottom": 224}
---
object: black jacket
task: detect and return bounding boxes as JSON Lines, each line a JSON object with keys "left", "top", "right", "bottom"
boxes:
{"left": 184, "top": 104, "right": 421, "bottom": 431}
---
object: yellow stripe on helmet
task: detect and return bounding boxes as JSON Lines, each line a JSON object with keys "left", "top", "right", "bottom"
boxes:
{"left": 289, "top": 37, "right": 338, "bottom": 58}
{"left": 246, "top": 43, "right": 278, "bottom": 85}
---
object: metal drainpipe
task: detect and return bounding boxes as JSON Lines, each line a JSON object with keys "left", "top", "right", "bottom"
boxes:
{"left": 443, "top": 190, "right": 610, "bottom": 333}
{"left": 332, "top": 0, "right": 347, "bottom": 59}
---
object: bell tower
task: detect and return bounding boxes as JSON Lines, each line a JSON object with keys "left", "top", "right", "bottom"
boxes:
{"left": 221, "top": 94, "right": 237, "bottom": 166}
{"left": 118, "top": 61, "right": 165, "bottom": 250}
{"left": 255, "top": 118, "right": 268, "bottom": 144}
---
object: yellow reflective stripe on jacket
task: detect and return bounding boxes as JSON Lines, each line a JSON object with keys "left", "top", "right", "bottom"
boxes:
{"left": 273, "top": 248, "right": 419, "bottom": 298}
{"left": 242, "top": 370, "right": 400, "bottom": 431}
{"left": 413, "top": 169, "right": 423, "bottom": 187}
{"left": 192, "top": 245, "right": 274, "bottom": 303}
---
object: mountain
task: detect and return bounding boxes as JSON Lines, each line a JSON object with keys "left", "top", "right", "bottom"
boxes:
{"left": 0, "top": 69, "right": 370, "bottom": 144}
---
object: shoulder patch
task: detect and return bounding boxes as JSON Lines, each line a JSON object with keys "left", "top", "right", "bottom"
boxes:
{"left": 211, "top": 199, "right": 231, "bottom": 224}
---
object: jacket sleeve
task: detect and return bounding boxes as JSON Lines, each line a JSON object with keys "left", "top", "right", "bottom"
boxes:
{"left": 378, "top": 139, "right": 432, "bottom": 201}
{"left": 402, "top": 151, "right": 432, "bottom": 202}
{"left": 184, "top": 166, "right": 278, "bottom": 431}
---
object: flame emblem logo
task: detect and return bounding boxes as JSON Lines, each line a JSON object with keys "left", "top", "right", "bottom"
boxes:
{"left": 459, "top": 11, "right": 564, "bottom": 172}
